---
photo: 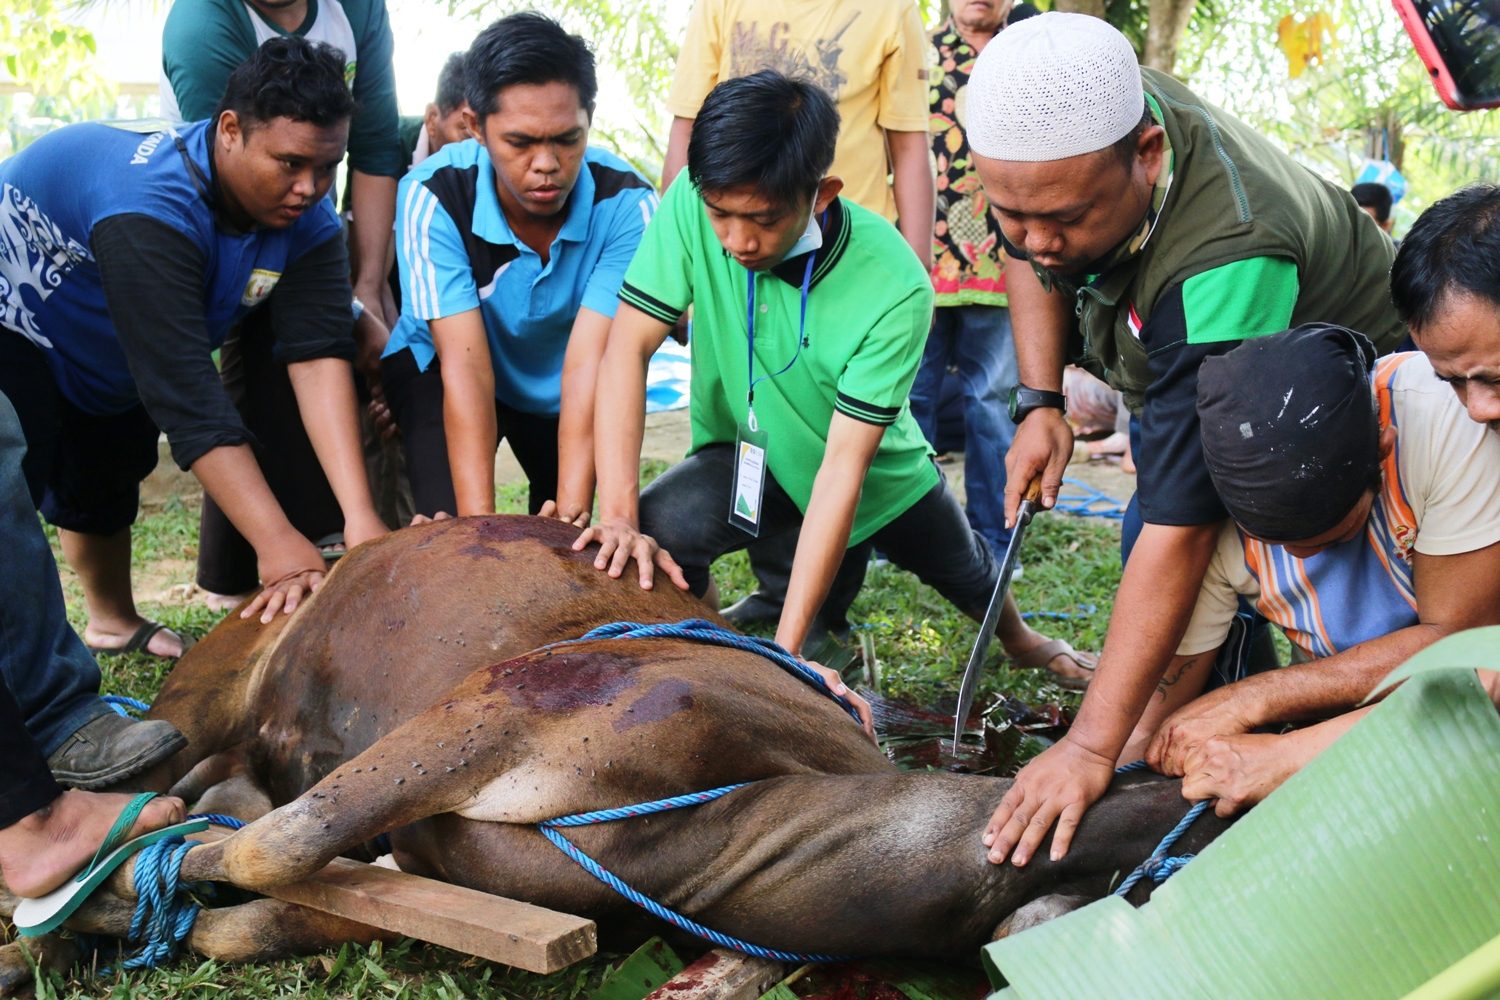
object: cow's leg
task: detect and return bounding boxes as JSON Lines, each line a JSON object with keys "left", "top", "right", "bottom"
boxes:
{"left": 136, "top": 661, "right": 541, "bottom": 891}
{"left": 0, "top": 935, "right": 81, "bottom": 998}
{"left": 1, "top": 885, "right": 387, "bottom": 976}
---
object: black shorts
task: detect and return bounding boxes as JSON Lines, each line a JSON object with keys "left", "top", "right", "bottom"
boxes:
{"left": 0, "top": 327, "right": 159, "bottom": 535}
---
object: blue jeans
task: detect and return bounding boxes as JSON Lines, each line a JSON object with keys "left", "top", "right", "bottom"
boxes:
{"left": 908, "top": 305, "right": 1019, "bottom": 554}
{"left": 0, "top": 389, "right": 109, "bottom": 757}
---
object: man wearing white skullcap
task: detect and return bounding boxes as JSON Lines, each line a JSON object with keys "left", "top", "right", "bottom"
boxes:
{"left": 967, "top": 13, "right": 1408, "bottom": 869}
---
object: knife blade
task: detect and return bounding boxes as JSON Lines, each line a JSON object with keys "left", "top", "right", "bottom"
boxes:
{"left": 952, "top": 479, "right": 1044, "bottom": 748}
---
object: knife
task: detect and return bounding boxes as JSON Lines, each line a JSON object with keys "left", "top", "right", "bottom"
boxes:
{"left": 952, "top": 479, "right": 1044, "bottom": 747}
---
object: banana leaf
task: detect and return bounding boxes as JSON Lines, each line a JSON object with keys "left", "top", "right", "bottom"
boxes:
{"left": 982, "top": 628, "right": 1500, "bottom": 1000}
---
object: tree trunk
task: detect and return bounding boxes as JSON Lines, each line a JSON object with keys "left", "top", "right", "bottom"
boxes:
{"left": 1142, "top": 0, "right": 1199, "bottom": 73}
{"left": 1053, "top": 0, "right": 1108, "bottom": 21}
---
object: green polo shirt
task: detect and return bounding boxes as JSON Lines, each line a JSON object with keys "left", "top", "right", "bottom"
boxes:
{"left": 620, "top": 177, "right": 939, "bottom": 545}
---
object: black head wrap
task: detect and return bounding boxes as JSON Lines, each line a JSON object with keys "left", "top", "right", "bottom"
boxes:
{"left": 1197, "top": 323, "right": 1381, "bottom": 542}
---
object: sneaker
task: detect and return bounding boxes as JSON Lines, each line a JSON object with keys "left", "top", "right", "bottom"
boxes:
{"left": 47, "top": 713, "right": 187, "bottom": 790}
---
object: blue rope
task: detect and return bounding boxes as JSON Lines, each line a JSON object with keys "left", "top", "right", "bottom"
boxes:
{"left": 539, "top": 784, "right": 845, "bottom": 964}
{"left": 555, "top": 619, "right": 863, "bottom": 726}
{"left": 103, "top": 695, "right": 151, "bottom": 717}
{"left": 1111, "top": 760, "right": 1208, "bottom": 896}
{"left": 187, "top": 813, "right": 246, "bottom": 830}
{"left": 1055, "top": 477, "right": 1127, "bottom": 520}
{"left": 115, "top": 837, "right": 200, "bottom": 971}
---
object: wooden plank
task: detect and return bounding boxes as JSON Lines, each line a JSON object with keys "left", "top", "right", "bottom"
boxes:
{"left": 643, "top": 950, "right": 786, "bottom": 1000}
{"left": 188, "top": 825, "right": 597, "bottom": 973}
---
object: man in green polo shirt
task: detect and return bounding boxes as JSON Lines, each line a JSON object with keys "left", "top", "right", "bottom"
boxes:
{"left": 575, "top": 71, "right": 1081, "bottom": 724}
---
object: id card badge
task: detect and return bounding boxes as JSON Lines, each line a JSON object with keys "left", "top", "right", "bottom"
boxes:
{"left": 729, "top": 411, "right": 769, "bottom": 536}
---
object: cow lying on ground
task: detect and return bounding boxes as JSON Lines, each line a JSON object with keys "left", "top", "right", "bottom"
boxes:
{"left": 0, "top": 517, "right": 1228, "bottom": 983}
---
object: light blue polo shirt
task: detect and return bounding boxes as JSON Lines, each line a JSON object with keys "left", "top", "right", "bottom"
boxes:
{"left": 386, "top": 139, "right": 657, "bottom": 415}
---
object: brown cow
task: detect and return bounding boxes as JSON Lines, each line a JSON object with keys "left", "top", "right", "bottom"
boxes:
{"left": 0, "top": 516, "right": 1225, "bottom": 983}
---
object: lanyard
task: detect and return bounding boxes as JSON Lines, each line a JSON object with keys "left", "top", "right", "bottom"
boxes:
{"left": 745, "top": 248, "right": 816, "bottom": 426}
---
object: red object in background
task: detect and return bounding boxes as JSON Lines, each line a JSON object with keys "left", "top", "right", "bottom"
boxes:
{"left": 1392, "top": 0, "right": 1500, "bottom": 110}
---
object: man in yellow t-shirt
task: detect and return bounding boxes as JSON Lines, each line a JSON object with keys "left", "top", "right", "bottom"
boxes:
{"left": 661, "top": 0, "right": 935, "bottom": 268}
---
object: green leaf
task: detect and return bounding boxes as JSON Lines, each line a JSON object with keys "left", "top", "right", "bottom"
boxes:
{"left": 587, "top": 937, "right": 683, "bottom": 1000}
{"left": 982, "top": 650, "right": 1500, "bottom": 998}
{"left": 1365, "top": 626, "right": 1500, "bottom": 701}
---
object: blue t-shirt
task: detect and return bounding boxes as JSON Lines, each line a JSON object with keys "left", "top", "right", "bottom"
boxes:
{"left": 0, "top": 119, "right": 344, "bottom": 416}
{"left": 385, "top": 140, "right": 656, "bottom": 415}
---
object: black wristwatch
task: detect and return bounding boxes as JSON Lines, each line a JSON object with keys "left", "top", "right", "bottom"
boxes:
{"left": 1008, "top": 383, "right": 1067, "bottom": 423}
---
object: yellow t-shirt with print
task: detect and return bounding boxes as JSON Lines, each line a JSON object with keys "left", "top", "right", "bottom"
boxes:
{"left": 666, "top": 0, "right": 931, "bottom": 221}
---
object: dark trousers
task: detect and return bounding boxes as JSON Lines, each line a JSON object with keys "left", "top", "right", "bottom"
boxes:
{"left": 0, "top": 681, "right": 63, "bottom": 829}
{"left": 640, "top": 444, "right": 1000, "bottom": 625}
{"left": 196, "top": 310, "right": 344, "bottom": 594}
{"left": 0, "top": 387, "right": 110, "bottom": 771}
{"left": 382, "top": 348, "right": 559, "bottom": 517}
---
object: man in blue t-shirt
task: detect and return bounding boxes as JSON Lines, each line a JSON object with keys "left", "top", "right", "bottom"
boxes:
{"left": 0, "top": 39, "right": 385, "bottom": 680}
{"left": 381, "top": 13, "right": 657, "bottom": 520}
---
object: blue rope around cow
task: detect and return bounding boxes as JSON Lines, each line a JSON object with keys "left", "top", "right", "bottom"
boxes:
{"left": 1110, "top": 760, "right": 1209, "bottom": 897}
{"left": 1056, "top": 477, "right": 1127, "bottom": 520}
{"left": 539, "top": 784, "right": 848, "bottom": 964}
{"left": 534, "top": 619, "right": 865, "bottom": 964}
{"left": 561, "top": 618, "right": 864, "bottom": 726}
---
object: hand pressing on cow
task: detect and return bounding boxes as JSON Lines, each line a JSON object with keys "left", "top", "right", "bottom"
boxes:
{"left": 242, "top": 535, "right": 327, "bottom": 623}
{"left": 573, "top": 517, "right": 690, "bottom": 591}
{"left": 1146, "top": 685, "right": 1258, "bottom": 777}
{"left": 538, "top": 500, "right": 591, "bottom": 528}
{"left": 802, "top": 660, "right": 875, "bottom": 742}
{"left": 983, "top": 738, "right": 1114, "bottom": 866}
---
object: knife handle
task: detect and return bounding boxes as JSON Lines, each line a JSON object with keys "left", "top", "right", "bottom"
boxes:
{"left": 1021, "top": 479, "right": 1043, "bottom": 504}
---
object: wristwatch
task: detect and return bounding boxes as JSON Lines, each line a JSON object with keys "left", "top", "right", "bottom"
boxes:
{"left": 1008, "top": 383, "right": 1067, "bottom": 423}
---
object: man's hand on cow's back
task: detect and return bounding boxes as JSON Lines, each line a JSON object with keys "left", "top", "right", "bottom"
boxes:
{"left": 242, "top": 533, "right": 329, "bottom": 622}
{"left": 983, "top": 737, "right": 1114, "bottom": 866}
{"left": 538, "top": 499, "right": 591, "bottom": 528}
{"left": 572, "top": 517, "right": 690, "bottom": 591}
{"left": 802, "top": 660, "right": 876, "bottom": 742}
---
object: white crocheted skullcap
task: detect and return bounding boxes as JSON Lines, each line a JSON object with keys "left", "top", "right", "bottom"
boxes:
{"left": 967, "top": 13, "right": 1145, "bottom": 163}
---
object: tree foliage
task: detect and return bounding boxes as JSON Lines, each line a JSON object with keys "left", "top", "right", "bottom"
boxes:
{"left": 1, "top": 0, "right": 115, "bottom": 131}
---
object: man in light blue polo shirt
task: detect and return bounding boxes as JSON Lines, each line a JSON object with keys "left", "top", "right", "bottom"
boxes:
{"left": 381, "top": 13, "right": 657, "bottom": 519}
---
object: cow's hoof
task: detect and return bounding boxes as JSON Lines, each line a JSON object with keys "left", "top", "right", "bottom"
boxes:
{"left": 991, "top": 893, "right": 1092, "bottom": 940}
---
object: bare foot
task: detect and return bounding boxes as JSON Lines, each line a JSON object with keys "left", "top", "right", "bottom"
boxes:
{"left": 203, "top": 590, "right": 254, "bottom": 614}
{"left": 0, "top": 790, "right": 186, "bottom": 898}
{"left": 83, "top": 619, "right": 188, "bottom": 658}
{"left": 1180, "top": 733, "right": 1297, "bottom": 816}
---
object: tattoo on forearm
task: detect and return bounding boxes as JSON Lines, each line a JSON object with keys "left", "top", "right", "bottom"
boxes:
{"left": 1156, "top": 653, "right": 1210, "bottom": 701}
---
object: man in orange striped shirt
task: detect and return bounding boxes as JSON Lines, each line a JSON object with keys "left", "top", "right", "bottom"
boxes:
{"left": 1135, "top": 324, "right": 1500, "bottom": 815}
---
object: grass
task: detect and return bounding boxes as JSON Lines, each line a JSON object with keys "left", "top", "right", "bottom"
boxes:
{"left": 28, "top": 460, "right": 1123, "bottom": 999}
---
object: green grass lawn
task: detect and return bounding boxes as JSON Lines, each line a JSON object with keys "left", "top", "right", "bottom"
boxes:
{"left": 28, "top": 470, "right": 1123, "bottom": 999}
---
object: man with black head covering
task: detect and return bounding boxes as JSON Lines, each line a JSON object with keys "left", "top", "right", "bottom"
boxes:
{"left": 1132, "top": 325, "right": 1500, "bottom": 815}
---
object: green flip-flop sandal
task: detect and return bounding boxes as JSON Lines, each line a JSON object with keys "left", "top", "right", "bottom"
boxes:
{"left": 14, "top": 792, "right": 210, "bottom": 937}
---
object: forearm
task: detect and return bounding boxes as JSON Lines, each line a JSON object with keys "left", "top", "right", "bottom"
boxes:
{"left": 1004, "top": 257, "right": 1070, "bottom": 392}
{"left": 349, "top": 170, "right": 398, "bottom": 295}
{"left": 1232, "top": 624, "right": 1452, "bottom": 726}
{"left": 887, "top": 130, "right": 935, "bottom": 271}
{"left": 1070, "top": 522, "right": 1221, "bottom": 759}
{"left": 190, "top": 445, "right": 305, "bottom": 558}
{"left": 438, "top": 361, "right": 499, "bottom": 515}
{"left": 556, "top": 362, "right": 598, "bottom": 516}
{"left": 661, "top": 117, "right": 694, "bottom": 192}
{"left": 592, "top": 340, "right": 650, "bottom": 525}
{"left": 286, "top": 358, "right": 380, "bottom": 521}
{"left": 776, "top": 469, "right": 863, "bottom": 655}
